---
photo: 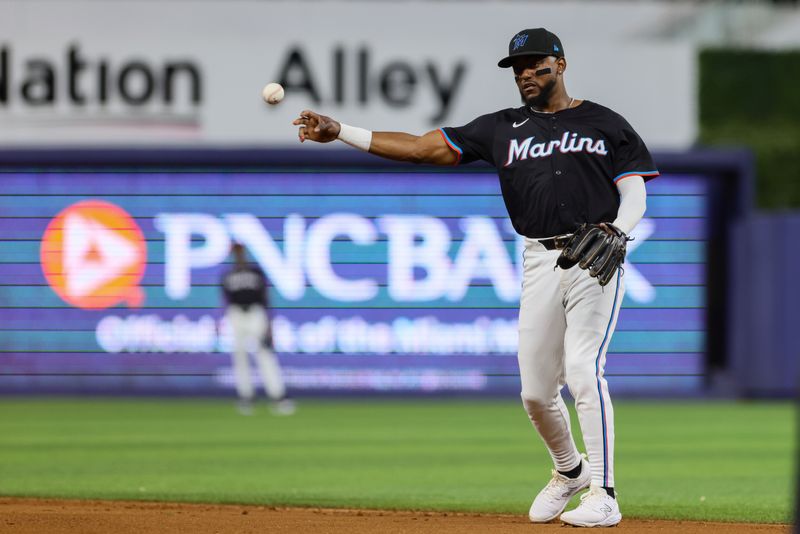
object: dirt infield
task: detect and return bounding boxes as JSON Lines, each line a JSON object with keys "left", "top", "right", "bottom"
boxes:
{"left": 0, "top": 498, "right": 790, "bottom": 533}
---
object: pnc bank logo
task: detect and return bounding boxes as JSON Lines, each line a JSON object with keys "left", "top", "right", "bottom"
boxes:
{"left": 40, "top": 200, "right": 146, "bottom": 310}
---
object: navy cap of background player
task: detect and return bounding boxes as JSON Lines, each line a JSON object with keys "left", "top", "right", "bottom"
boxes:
{"left": 497, "top": 28, "right": 564, "bottom": 68}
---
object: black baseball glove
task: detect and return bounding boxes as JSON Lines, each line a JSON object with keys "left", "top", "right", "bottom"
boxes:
{"left": 556, "top": 223, "right": 630, "bottom": 286}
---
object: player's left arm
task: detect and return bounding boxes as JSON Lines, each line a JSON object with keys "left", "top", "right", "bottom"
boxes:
{"left": 606, "top": 113, "right": 657, "bottom": 236}
{"left": 609, "top": 175, "right": 646, "bottom": 235}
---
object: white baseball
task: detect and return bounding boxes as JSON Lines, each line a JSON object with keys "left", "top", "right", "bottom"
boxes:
{"left": 261, "top": 82, "right": 284, "bottom": 105}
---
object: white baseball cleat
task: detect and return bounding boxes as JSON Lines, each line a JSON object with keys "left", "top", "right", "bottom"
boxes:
{"left": 528, "top": 456, "right": 591, "bottom": 523}
{"left": 560, "top": 485, "right": 622, "bottom": 527}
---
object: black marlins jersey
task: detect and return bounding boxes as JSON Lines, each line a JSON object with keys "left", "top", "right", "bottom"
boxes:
{"left": 221, "top": 264, "right": 269, "bottom": 310}
{"left": 440, "top": 100, "right": 658, "bottom": 238}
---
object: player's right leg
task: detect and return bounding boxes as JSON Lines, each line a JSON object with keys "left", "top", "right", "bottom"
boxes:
{"left": 254, "top": 344, "right": 294, "bottom": 414}
{"left": 254, "top": 348, "right": 287, "bottom": 400}
{"left": 248, "top": 308, "right": 294, "bottom": 415}
{"left": 518, "top": 239, "right": 588, "bottom": 522}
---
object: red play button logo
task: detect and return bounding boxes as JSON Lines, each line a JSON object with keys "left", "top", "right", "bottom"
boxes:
{"left": 41, "top": 200, "right": 146, "bottom": 309}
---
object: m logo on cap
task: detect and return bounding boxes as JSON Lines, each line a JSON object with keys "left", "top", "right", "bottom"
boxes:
{"left": 41, "top": 200, "right": 146, "bottom": 310}
{"left": 512, "top": 33, "right": 529, "bottom": 51}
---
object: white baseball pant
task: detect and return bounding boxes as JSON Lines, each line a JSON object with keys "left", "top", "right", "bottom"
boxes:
{"left": 518, "top": 237, "right": 624, "bottom": 489}
{"left": 226, "top": 305, "right": 286, "bottom": 401}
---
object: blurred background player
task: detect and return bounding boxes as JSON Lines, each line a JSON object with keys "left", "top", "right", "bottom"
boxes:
{"left": 221, "top": 243, "right": 295, "bottom": 415}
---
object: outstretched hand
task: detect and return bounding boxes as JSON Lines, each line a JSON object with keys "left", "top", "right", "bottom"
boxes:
{"left": 292, "top": 110, "right": 341, "bottom": 143}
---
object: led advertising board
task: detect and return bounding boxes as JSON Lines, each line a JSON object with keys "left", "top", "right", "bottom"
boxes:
{"left": 0, "top": 168, "right": 706, "bottom": 395}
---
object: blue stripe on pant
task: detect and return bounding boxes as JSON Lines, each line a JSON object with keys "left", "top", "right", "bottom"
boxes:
{"left": 594, "top": 270, "right": 621, "bottom": 487}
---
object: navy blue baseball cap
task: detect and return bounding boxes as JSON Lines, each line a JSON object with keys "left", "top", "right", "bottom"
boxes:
{"left": 498, "top": 28, "right": 565, "bottom": 68}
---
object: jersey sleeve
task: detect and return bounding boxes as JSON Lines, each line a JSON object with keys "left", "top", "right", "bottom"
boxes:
{"left": 439, "top": 112, "right": 497, "bottom": 165}
{"left": 611, "top": 119, "right": 659, "bottom": 184}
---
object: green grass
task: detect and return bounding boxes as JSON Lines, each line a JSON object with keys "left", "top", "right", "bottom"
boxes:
{"left": 0, "top": 398, "right": 794, "bottom": 523}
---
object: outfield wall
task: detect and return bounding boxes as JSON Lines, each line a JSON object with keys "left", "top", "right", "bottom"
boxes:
{"left": 0, "top": 1, "right": 696, "bottom": 149}
{"left": 729, "top": 214, "right": 800, "bottom": 398}
{"left": 0, "top": 148, "right": 759, "bottom": 397}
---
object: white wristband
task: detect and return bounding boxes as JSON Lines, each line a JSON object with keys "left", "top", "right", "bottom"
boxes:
{"left": 337, "top": 123, "right": 373, "bottom": 152}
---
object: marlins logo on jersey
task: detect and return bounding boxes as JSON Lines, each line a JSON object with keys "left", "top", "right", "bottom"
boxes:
{"left": 224, "top": 270, "right": 263, "bottom": 292}
{"left": 505, "top": 131, "right": 609, "bottom": 167}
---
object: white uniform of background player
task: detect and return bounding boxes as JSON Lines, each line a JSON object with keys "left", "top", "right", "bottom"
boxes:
{"left": 221, "top": 243, "right": 294, "bottom": 415}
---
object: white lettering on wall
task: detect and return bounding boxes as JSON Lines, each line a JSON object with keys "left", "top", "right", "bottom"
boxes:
{"left": 154, "top": 212, "right": 652, "bottom": 305}
{"left": 154, "top": 213, "right": 229, "bottom": 300}
{"left": 305, "top": 214, "right": 378, "bottom": 301}
{"left": 379, "top": 215, "right": 452, "bottom": 302}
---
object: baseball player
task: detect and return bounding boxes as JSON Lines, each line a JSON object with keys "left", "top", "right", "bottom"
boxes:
{"left": 221, "top": 243, "right": 295, "bottom": 416}
{"left": 291, "top": 28, "right": 657, "bottom": 527}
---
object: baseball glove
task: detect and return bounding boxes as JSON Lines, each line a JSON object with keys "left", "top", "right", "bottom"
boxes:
{"left": 556, "top": 223, "right": 630, "bottom": 286}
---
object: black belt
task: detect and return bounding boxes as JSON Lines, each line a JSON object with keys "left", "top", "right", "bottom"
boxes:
{"left": 537, "top": 233, "right": 573, "bottom": 250}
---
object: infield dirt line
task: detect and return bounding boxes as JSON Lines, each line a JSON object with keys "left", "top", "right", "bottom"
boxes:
{"left": 0, "top": 497, "right": 791, "bottom": 533}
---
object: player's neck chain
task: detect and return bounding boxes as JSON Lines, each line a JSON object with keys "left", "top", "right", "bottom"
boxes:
{"left": 531, "top": 97, "right": 575, "bottom": 114}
